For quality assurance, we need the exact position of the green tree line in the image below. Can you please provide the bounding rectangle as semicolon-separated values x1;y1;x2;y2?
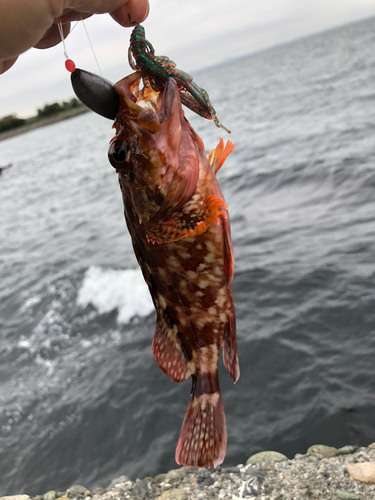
0;98;81;133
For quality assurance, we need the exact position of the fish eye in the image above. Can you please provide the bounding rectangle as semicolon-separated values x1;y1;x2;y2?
108;139;131;170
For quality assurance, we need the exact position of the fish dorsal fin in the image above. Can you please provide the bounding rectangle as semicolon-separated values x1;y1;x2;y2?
208;138;235;174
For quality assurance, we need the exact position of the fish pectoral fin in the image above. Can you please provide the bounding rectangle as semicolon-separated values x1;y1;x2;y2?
222;310;240;384
175;372;226;468
208;138;235;174
147;194;228;244
152;320;192;382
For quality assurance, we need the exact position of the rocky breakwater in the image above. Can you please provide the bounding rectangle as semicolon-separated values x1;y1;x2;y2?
2;443;375;500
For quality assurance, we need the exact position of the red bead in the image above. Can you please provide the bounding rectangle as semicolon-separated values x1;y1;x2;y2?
65;59;76;72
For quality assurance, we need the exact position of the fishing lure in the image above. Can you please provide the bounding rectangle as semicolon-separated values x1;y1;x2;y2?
128;21;231;133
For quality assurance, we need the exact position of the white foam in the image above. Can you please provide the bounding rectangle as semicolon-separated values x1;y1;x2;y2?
77;266;154;324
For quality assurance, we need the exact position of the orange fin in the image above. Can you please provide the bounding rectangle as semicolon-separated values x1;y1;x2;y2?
175;373;226;467
208;138;235;174
152;320;191;382
222;311;240;383
147;194;228;244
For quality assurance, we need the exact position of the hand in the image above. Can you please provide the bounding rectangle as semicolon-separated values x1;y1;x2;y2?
0;0;149;74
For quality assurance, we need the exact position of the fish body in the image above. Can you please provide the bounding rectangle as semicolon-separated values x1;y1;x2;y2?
109;72;239;467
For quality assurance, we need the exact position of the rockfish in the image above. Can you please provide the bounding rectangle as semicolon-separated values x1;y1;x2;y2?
71;69;239;468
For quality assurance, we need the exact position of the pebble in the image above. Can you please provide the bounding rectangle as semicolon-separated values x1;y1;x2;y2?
220;466;240;474
9;445;375;500
0;497;30;500
368;442;375;450
153;474;167;483
334;492;362;500
307;444;337;457
346;462;375;484
131;479;149;499
246;451;288;465
157;489;188;500
335;446;358;456
107;476;131;489
67;486;87;498
165;468;187;481
43;492;56;500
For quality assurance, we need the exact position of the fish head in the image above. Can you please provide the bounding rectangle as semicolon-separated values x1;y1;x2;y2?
109;72;204;226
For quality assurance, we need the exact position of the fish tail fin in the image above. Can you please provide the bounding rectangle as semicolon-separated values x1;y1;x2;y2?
175;371;226;468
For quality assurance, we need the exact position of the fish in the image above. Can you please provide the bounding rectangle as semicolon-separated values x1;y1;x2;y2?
107;71;240;468
70;63;239;467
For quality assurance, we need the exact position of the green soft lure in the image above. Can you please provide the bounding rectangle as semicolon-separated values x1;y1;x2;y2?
128;23;231;133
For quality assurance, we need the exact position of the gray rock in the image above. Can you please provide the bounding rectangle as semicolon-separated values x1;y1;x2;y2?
335;445;359;456
241;477;261;497
0;495;30;500
132;478;150;499
335;492;362;500
90;488;105;495
202;476;215;486
307;444;337;458
221;466;240;474
157;490;188;500
246;451;288;465
165;468;187;481
107;475;131;489
153;473;167;483
67;486;87;498
43;493;56;500
0;496;30;500
197;469;210;478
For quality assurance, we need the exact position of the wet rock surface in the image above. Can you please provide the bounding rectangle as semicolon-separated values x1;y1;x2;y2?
2;445;375;500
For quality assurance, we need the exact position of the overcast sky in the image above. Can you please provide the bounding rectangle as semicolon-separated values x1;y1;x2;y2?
1;0;375;117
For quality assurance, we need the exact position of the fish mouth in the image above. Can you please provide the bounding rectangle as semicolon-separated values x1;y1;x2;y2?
114;72;181;134
114;72;205;152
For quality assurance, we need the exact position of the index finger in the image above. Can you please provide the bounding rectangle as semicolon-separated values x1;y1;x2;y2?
110;0;150;27
58;0;149;25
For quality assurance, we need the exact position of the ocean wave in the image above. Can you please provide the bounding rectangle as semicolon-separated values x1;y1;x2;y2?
77;266;154;324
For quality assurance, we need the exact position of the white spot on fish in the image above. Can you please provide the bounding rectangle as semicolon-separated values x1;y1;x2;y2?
186;270;197;280
158;294;167;310
205;241;215;253
198;280;209;289
168;256;180;269
179;251;192;259
204;253;215;264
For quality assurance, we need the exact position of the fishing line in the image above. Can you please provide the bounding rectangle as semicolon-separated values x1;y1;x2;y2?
57;17;102;76
57;17;76;72
80;16;103;76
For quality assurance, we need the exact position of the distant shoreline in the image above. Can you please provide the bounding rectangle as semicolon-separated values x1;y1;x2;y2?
0;107;89;142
